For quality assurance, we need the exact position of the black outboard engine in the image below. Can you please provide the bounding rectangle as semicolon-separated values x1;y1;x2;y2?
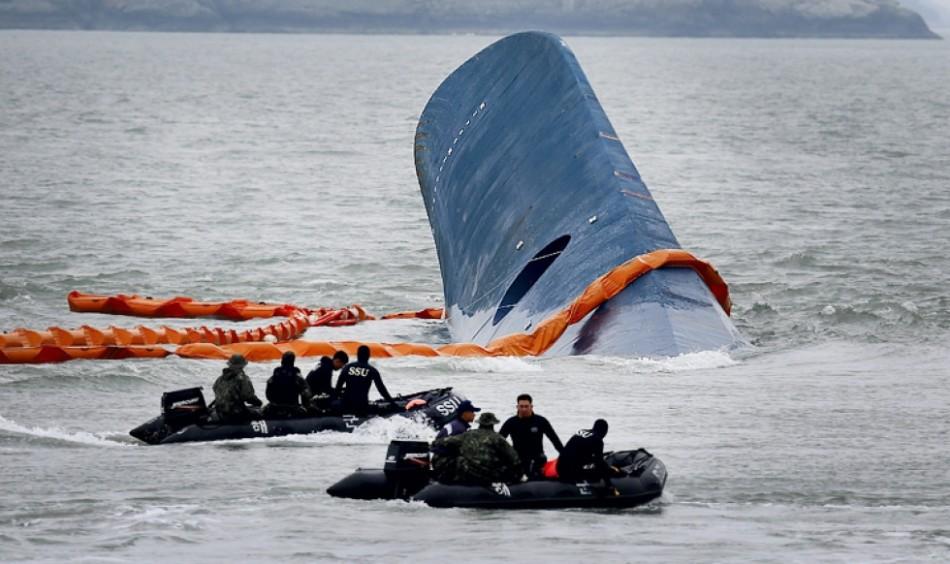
383;440;431;498
161;387;209;429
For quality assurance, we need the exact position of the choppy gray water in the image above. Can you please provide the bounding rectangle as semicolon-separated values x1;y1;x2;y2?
1;31;949;562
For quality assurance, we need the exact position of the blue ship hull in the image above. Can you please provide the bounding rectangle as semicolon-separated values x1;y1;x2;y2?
414;32;742;357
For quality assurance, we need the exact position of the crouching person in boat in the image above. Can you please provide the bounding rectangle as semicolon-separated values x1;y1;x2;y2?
263;351;312;419
211;354;263;423
556;419;621;495
434;412;522;487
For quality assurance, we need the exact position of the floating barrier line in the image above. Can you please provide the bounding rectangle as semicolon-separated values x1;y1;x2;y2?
0;312;311;349
1;249;728;364
68;290;327;320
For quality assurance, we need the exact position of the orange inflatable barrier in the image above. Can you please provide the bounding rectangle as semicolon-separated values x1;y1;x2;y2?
0;312;311;350
67;290;304;320
381;308;445;320
0;345;170;364
6;249;730;364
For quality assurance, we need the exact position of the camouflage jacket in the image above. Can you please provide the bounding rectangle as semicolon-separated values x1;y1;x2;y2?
443;428;522;485
213;367;262;417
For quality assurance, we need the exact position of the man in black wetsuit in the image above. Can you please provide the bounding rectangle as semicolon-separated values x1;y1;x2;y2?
557;419;618;494
499;393;563;478
305;355;335;412
306;356;335;396
263;351;312;419
333;345;394;415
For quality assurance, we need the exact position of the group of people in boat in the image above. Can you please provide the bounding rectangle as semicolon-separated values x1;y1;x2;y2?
211;345;394;422
210;350;621;491
430;393;622;493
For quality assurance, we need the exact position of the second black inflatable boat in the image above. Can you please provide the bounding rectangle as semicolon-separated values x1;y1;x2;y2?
327;440;667;509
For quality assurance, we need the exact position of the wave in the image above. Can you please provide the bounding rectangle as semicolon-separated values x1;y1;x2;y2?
583;349;738;373
111;503;207;531
0;361;202;387
674;499;946;512
0;414;133;447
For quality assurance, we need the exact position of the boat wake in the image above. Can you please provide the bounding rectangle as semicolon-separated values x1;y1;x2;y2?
0;414;133;447
186;415;438;447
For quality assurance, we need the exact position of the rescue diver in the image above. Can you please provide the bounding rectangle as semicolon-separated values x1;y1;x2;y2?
556;419;618;494
306;356;335;397
333;345;394;415
305;355;336;413
436;412;522;486
263;351;312;419
211;354;263;422
499;393;563;478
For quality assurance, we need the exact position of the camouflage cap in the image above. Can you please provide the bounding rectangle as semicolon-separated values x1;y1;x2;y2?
477;412;500;426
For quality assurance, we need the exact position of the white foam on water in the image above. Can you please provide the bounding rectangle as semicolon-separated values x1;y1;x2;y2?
382;355;544;374
352;414;437;442
585;349;738;373
112;503;210;531
0;414;131;447
197;415;436;447
301;318;439;343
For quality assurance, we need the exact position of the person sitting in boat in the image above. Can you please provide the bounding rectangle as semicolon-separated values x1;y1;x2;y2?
434;400;479;441
499;393;564;479
211;354;263;422
332;349;349;373
306;356;335;412
435;412;522;486
333;345;394;415
556;419;619;495
263;351;312;419
430;399;480;482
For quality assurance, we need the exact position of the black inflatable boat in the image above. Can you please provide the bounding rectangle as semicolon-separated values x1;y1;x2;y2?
130;387;466;445
327;440;667;509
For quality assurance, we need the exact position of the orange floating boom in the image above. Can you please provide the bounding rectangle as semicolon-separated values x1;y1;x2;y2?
3;250;730;364
67;290;305;320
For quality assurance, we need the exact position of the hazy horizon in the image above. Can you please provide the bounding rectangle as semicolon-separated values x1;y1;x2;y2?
0;0;941;39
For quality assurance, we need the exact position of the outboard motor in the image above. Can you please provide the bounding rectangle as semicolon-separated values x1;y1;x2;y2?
161;387;209;429
383;440;431;498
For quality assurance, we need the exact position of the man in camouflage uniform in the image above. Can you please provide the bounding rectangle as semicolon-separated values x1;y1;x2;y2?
434;412;522;486
212;354;263;422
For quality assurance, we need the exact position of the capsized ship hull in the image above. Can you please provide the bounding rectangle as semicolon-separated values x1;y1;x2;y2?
414;32;742;357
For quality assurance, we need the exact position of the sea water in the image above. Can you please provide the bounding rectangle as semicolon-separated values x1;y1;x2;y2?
1;31;949;562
